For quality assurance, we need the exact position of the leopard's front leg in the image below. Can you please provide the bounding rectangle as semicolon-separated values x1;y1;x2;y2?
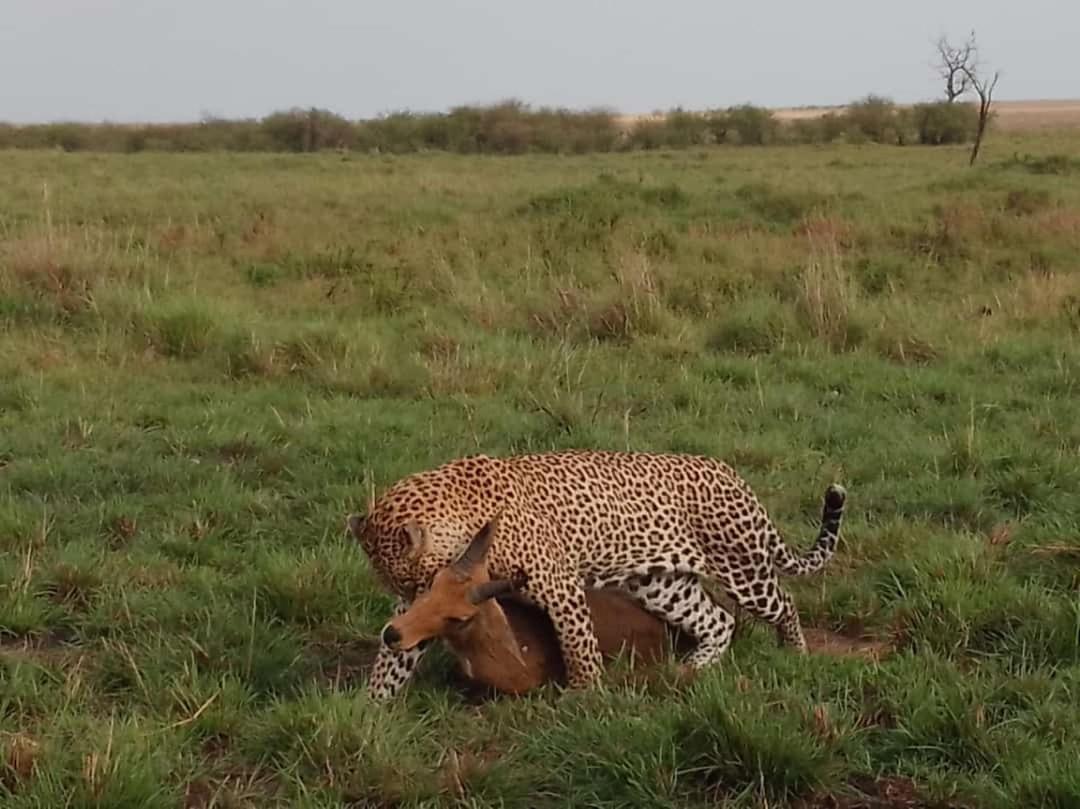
523;568;604;689
367;596;429;700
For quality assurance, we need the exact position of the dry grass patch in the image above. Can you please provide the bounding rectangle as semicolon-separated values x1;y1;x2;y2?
0;226;157;318
1;733;42;792
798;235;860;351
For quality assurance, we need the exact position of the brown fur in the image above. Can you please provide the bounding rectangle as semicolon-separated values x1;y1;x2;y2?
445;590;690;694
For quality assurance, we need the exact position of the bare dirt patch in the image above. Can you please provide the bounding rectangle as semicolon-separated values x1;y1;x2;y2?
437;746;505;800
0;631;80;667
182;779;216;809
183;768;281;809
799;774;976;809
308;637;380;689
805;627;894;662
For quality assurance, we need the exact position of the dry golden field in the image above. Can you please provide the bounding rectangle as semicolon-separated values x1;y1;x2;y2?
618;98;1080;132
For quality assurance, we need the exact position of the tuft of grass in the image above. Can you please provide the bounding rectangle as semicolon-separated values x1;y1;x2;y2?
137;300;225;359
673;675;843;802
0;376;38;414
241;688;439;805
735;181;831;227
797;239;861;351
707;296;797;355
584;253;672;343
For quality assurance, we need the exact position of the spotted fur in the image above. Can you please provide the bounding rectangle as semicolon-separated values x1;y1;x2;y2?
350;449;846;698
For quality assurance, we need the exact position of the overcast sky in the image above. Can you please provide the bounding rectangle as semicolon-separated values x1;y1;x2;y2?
1;0;1076;123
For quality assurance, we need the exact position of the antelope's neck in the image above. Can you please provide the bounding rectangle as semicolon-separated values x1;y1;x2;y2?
447;616;527;671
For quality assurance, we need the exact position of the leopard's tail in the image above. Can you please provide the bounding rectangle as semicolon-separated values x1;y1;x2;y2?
772;484;846;576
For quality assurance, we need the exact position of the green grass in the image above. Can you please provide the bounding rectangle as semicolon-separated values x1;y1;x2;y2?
2;131;1079;807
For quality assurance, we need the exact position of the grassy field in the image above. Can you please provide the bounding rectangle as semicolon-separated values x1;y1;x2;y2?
2;131;1080;808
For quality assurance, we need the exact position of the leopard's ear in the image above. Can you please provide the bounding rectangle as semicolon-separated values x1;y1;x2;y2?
346;513;366;539
404;519;432;559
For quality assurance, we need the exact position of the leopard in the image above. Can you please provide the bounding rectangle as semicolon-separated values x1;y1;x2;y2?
347;449;846;699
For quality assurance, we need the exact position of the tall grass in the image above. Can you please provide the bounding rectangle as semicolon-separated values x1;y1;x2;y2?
799;234;859;351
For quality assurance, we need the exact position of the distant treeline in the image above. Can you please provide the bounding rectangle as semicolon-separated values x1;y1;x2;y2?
0;96;981;155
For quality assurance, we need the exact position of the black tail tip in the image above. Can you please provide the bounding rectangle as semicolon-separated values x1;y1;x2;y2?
824;484;846;511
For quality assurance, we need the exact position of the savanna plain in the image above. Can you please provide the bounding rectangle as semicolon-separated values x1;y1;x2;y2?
2;129;1080;808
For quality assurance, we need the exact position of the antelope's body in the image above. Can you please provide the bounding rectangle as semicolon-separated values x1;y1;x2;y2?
445;588;693;694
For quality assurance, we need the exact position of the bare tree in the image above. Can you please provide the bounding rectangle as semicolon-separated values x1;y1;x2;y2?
962;61;1000;167
935;31;977;103
934;30;1001;166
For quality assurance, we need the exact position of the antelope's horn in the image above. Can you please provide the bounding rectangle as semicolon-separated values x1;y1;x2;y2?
467;579;517;604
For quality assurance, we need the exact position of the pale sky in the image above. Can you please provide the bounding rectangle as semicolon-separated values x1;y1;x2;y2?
1;0;1076;123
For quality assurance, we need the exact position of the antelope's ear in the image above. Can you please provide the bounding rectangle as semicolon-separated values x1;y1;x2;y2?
404;519;432;558
346;513;366;539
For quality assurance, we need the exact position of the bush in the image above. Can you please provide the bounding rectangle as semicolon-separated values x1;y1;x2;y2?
843;94;904;144
705;110;731;143
260;107;354;152
627;118;670;150
726;104;779;145
0;98;1000;154
624;104;774;147
356;101;620;155
911;101;979;145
